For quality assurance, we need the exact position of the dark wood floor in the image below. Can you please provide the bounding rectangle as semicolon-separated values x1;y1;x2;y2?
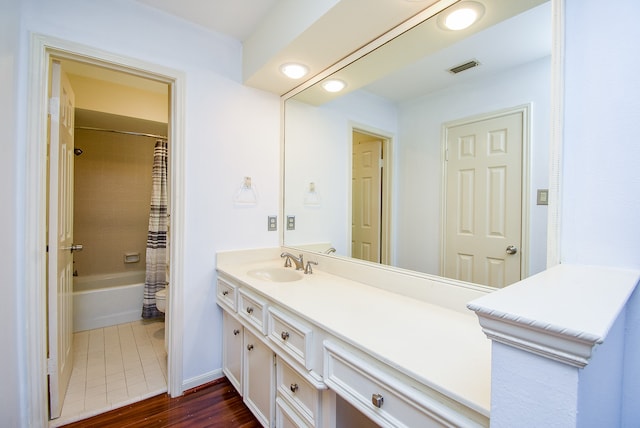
61;377;261;428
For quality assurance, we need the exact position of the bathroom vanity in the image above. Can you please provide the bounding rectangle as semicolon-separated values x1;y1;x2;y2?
216;248;492;427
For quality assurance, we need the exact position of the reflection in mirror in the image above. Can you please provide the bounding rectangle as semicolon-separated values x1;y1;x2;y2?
284;0;551;288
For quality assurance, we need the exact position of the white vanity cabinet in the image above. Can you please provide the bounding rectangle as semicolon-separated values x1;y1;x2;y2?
216;257;490;428
217;273;332;428
244;328;276;427
222;310;243;393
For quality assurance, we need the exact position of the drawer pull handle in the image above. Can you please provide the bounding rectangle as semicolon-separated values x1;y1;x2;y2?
222;290;229;296
371;393;384;408
281;331;290;341
247;344;254;351
246;307;254;314
233;329;240;336
290;383;298;393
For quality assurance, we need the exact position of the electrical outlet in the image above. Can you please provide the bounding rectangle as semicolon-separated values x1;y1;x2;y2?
268;215;277;231
286;215;296;231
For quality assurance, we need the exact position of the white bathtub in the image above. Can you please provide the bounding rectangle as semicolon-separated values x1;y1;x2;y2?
73;271;145;332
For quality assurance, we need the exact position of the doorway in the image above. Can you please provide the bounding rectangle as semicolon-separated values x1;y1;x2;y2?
351;128;392;265
48;57;171;423
441;106;530;288
26;35;185;426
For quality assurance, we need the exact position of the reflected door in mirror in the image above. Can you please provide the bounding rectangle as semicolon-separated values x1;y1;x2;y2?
352;138;382;263
443;109;524;288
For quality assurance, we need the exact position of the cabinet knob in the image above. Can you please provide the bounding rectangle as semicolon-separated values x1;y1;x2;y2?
290;383;298;393
233;329;240;336
247;344;254;351
222;290;229;296
281;331;290;341
246;306;254;314
371;393;384;408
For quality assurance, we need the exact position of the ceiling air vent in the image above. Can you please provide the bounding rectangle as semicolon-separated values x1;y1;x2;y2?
448;59;480;74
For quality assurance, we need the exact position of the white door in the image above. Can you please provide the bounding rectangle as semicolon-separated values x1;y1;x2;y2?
352;138;382;263
443;111;523;288
48;60;76;419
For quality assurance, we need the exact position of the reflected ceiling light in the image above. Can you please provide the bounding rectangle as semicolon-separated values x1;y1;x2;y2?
322;79;346;93
280;63;309;79
439;1;485;31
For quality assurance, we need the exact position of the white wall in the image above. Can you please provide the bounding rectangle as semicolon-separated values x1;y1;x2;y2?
1;0;25;424
396;57;550;276
561;0;640;268
561;0;640;424
284;91;398;254
9;0;280;421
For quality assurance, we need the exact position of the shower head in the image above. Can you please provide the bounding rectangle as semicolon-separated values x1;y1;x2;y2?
74;148;83;156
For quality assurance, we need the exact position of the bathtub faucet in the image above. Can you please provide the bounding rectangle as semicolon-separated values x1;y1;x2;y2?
280;252;304;270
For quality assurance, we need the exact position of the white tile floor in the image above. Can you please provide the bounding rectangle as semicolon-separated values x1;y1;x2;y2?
51;319;167;427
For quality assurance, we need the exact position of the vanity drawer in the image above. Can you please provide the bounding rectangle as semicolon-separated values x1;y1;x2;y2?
276;396;313;428
217;277;238;311
268;307;313;370
324;341;454;428
238;289;269;335
276;358;319;426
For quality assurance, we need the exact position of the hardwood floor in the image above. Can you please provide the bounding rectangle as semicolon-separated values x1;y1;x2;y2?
61;377;261;428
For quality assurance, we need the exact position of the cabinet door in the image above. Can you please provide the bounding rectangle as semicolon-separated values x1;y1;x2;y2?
244;329;275;427
222;311;243;394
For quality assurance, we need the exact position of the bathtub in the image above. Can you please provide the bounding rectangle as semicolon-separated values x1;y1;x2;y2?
73;271;145;332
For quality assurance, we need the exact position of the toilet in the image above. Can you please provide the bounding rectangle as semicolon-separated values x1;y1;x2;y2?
155;288;167;313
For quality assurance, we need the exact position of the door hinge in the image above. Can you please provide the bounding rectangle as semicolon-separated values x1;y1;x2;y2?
378;158;384;168
47;357;56;375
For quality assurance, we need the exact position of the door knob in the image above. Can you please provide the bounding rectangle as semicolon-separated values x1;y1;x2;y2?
506;245;518;255
62;244;83;252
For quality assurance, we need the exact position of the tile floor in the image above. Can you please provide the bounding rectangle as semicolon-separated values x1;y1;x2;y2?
51;319;167;427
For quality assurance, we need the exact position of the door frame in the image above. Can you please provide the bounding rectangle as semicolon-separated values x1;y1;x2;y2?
440;104;532;282
349;123;394;266
25;34;186;425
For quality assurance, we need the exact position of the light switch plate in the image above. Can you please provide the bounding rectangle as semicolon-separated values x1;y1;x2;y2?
537;189;549;205
268;215;277;231
286;215;295;231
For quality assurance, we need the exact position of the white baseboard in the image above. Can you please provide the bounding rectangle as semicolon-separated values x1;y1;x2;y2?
182;368;224;391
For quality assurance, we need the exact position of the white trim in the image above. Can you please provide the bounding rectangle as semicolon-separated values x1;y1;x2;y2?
182;369;225;392
26;34;186;426
468;264;640;368
440;104;532;285
547;0;564;268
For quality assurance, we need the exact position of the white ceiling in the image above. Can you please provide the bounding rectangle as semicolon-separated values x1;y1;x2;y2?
133;0;278;41
366;1;551;102
66;0;550;103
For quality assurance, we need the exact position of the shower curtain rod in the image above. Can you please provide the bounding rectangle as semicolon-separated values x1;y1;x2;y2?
75;126;167;140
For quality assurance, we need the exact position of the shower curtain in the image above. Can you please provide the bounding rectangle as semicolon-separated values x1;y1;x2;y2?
142;140;168;319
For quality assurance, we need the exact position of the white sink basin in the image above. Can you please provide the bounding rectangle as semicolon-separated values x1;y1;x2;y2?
247;267;302;282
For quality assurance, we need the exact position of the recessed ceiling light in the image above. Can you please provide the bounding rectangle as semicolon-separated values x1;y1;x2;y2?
438;1;485;31
322;79;346;93
280;63;309;79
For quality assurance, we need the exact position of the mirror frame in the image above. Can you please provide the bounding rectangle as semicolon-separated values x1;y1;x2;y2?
279;0;563;281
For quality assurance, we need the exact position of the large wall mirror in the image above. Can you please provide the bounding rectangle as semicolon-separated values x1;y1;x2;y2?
283;0;551;288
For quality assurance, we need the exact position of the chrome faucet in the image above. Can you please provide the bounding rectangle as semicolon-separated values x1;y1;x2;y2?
280;252;304;270
304;260;318;275
324;247;336;254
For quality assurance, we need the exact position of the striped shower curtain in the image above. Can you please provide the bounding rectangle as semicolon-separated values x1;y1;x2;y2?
142;140;168;319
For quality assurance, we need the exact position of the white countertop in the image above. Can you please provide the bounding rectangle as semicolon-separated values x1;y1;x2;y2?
217;257;491;417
